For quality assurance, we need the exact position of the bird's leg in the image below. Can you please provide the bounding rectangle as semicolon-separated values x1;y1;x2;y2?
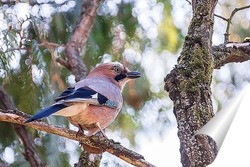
94;124;121;145
77;124;87;148
95;122;107;138
76;124;85;137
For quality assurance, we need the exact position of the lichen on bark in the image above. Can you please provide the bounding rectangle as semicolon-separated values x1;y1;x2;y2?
164;0;218;166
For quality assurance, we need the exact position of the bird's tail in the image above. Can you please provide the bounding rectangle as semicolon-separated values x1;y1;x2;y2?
25;104;66;123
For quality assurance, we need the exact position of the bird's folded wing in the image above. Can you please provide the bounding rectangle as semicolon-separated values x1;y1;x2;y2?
25;87;119;122
55;87;97;102
55;87;119;108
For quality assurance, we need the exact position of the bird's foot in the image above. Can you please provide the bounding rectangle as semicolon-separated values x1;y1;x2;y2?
76;124;85;137
95;122;107;138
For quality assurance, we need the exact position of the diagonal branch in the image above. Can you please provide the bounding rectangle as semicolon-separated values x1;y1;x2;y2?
64;0;101;82
213;42;250;69
0;87;44;167
0;109;155;167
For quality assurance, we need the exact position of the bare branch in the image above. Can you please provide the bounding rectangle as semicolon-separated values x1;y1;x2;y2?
224;4;250;42
38;41;71;69
187;0;227;21
185;0;191;5
65;0;100;81
0;109;155;167
74;150;102;167
213;42;250;69
0;87;44;167
214;14;228;22
39;41;64;50
56;57;70;69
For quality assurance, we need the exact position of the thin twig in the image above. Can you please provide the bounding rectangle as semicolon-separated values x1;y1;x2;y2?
214;14;228;22
224;4;250;42
203;4;250;43
39;41;64;49
0;109;156;167
185;0;191;5
56;57;70;69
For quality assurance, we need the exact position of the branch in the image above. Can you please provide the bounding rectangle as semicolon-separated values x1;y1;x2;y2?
65;0;100;81
56;57;70;69
0;87;44;167
214;14;228;22
0;109;155;167
38;41;71;69
213;42;250;69
39;41;64;50
74;150;102;167
224;4;250;42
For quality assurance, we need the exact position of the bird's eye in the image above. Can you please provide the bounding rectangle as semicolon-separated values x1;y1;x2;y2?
113;66;122;74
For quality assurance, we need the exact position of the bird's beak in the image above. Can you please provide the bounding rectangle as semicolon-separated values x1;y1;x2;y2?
126;71;141;79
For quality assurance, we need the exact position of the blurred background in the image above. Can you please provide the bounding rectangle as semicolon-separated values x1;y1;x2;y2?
0;0;250;166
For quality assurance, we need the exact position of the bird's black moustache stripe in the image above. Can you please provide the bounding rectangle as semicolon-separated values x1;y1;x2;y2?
114;74;127;82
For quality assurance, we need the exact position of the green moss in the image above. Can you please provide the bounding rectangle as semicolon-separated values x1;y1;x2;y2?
178;41;213;93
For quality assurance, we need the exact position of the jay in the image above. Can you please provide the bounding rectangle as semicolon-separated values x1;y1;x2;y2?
25;62;141;136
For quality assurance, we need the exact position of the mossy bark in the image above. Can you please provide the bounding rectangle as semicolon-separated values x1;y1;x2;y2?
164;0;218;166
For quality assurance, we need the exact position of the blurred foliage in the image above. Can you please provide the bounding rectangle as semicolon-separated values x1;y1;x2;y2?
1;0;250;166
158;0;182;53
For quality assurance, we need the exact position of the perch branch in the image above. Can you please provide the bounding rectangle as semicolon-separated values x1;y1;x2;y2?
0;109;155;167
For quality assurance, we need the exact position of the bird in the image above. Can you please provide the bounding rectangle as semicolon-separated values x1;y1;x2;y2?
25;62;141;136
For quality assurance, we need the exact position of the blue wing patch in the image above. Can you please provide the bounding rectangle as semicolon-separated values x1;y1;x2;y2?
97;93;108;104
97;93;118;108
55;87;117;108
55;87;97;102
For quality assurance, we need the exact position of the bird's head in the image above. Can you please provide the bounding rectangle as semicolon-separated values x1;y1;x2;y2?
87;62;141;90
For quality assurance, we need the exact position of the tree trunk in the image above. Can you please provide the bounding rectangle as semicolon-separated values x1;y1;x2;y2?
164;0;218;166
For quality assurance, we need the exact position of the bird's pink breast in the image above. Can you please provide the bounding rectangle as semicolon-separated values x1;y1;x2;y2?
67;105;121;136
68;78;123;135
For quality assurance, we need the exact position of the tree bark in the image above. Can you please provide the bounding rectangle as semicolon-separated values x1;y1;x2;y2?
164;0;218;166
212;42;250;69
